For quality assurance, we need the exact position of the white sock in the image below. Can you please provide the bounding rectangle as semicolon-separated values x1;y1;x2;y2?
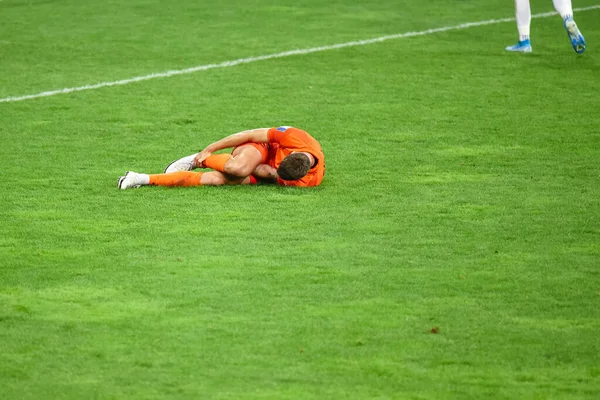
138;173;150;185
515;0;531;41
553;0;573;19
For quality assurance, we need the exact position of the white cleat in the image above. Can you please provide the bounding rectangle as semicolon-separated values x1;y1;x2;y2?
118;171;145;190
506;39;532;53
164;153;198;174
564;17;586;54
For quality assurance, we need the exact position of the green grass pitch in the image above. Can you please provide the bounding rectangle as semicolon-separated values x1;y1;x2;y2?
1;0;599;398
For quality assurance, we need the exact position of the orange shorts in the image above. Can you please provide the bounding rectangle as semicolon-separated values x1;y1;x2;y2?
232;142;270;164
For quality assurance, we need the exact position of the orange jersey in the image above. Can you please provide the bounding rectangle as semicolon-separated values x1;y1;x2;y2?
266;126;325;187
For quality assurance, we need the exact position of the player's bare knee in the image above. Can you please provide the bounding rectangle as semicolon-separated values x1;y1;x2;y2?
224;161;253;178
202;173;226;186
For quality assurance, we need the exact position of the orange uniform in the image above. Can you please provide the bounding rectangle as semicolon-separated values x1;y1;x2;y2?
268;126;325;187
244;126;325;187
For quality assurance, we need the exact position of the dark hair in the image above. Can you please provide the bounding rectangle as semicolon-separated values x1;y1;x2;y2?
278;153;311;181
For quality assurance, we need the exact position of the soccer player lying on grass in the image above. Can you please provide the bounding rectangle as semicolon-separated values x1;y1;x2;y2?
118;126;325;189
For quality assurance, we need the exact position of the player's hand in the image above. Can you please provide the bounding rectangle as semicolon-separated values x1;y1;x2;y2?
193;150;212;167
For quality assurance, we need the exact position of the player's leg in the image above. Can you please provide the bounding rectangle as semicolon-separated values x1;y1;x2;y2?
200;143;267;178
506;0;533;52
163;143;268;178
553;0;586;53
195;171;256;186
119;171;203;189
118;170;256;189
163;152;232;174
252;164;278;183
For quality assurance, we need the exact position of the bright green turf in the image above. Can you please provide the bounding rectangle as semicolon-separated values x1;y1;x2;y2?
1;0;600;398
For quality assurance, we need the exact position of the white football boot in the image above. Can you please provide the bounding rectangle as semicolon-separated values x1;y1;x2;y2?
118;171;147;190
164;153;198;173
505;39;532;53
563;17;586;54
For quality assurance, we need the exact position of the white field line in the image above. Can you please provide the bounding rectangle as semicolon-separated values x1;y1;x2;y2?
1;5;599;104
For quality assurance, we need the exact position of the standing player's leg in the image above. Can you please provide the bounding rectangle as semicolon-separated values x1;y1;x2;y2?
506;0;533;52
553;0;586;53
118;170;257;189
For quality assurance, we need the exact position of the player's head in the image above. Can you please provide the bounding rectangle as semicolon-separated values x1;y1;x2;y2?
278;153;311;181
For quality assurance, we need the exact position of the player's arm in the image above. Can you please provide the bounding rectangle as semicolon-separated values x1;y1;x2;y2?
194;128;270;165
204;128;270;152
